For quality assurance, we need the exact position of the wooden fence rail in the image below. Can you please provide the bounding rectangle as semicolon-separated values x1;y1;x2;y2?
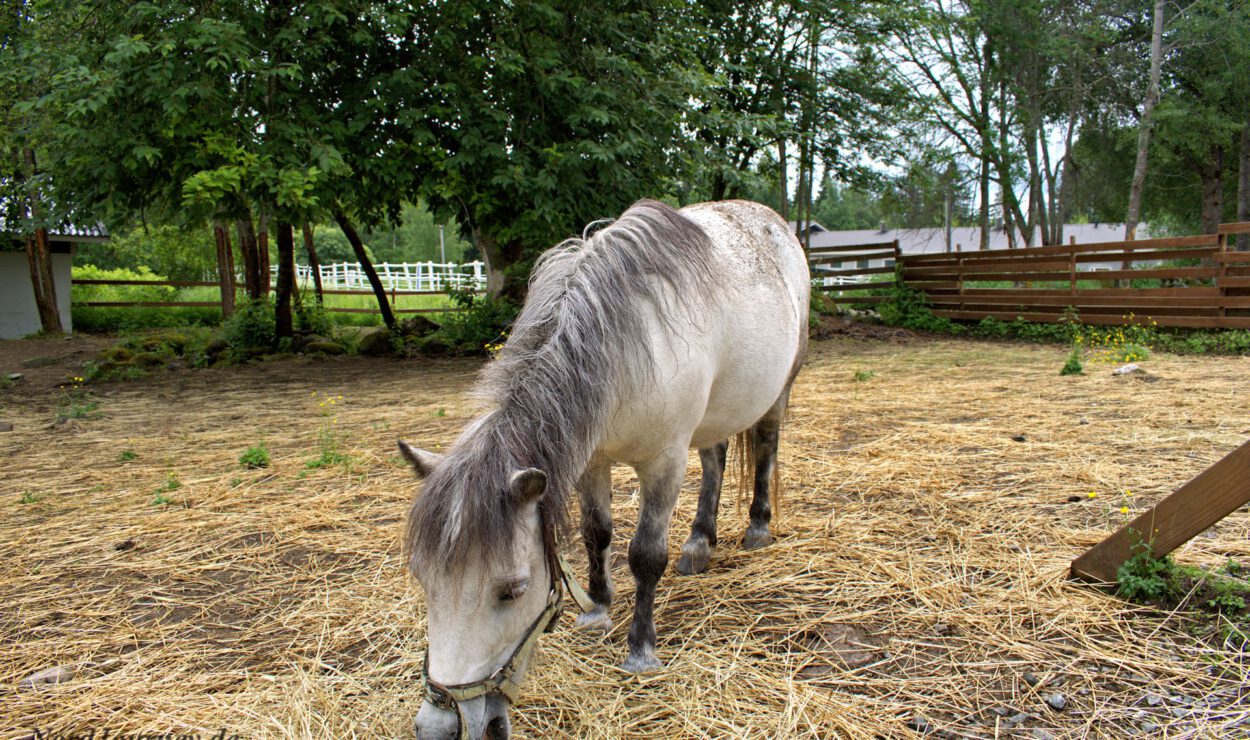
71;279;470;316
808;240;900;305
893;223;1250;330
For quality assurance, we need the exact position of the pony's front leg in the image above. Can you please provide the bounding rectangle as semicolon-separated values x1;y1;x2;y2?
575;458;614;633
623;450;686;673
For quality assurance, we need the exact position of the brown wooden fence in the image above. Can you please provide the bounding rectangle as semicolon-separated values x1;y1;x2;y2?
71;280;467;315
808;240;900;305
895;222;1250;330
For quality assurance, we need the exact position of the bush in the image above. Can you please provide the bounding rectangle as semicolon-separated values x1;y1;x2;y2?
222;298;276;352
421;288;518;355
239;442;271;469
877;283;964;334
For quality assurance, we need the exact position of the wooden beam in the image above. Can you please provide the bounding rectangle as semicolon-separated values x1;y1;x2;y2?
1071;439;1250;583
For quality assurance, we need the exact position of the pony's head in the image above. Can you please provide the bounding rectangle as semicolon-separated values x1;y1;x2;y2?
399;440;555;740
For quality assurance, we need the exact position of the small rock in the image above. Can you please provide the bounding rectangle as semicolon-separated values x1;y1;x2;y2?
932;622;951;636
1078;688;1090;696
1023;672;1041;687
1145;693;1163;707
358;326;394;356
1007;712;1032;727
6;372;22;381
1112;363;1141;376
304;340;344;356
114;539;136;552
18;664;76;688
906;715;930;734
1012;434;1028;442
990;706;1013;717
1141;723;1159;733
1032;730;1055;740
1045;693;1067;711
1169;707;1189;719
400;315;439;338
1066;495;1083;503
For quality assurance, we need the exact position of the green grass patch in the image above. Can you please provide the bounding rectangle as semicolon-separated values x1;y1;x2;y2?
239;442;271;469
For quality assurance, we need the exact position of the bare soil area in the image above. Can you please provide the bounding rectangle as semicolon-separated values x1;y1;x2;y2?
2;335;1248;738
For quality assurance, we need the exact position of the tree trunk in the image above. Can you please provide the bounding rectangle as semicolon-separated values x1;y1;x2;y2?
1238;112;1250;250
302;222;324;303
778;138;789;223
335;211;398;329
19;147;63;334
235;215;263;300
257;212;271;297
274;222;296;340
213;222;236;318
25;229;63;334
1199;147;1225;235
979;152;991;250
1125;0;1165;242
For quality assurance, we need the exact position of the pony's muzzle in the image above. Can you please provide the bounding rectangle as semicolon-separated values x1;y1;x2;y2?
414;695;510;740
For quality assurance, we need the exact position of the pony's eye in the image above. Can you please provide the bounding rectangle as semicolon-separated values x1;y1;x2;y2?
497;580;528;602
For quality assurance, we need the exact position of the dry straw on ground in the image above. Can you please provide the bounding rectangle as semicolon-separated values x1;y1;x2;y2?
2;334;1249;739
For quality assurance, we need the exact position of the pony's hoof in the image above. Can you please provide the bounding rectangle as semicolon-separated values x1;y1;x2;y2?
742;528;772;550
621;649;662;673
676;541;711;575
574;607;612;634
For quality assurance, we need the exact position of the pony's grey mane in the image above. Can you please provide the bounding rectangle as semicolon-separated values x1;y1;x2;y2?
406;200;716;573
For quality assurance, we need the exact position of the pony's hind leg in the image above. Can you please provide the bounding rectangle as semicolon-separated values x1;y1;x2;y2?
676;440;728;575
575;458;614;633
743;387;790;550
623;449;686;672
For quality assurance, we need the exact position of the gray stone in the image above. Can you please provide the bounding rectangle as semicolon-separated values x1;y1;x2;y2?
1112;363;1142;375
304;340;344;355
19;664;76;688
1145;693;1163;707
1169;707;1189;719
6;372;22;381
1032;730;1055;740
400;315;439;337
1023;671;1041;687
1007;713;1032;727
1045;693;1067;711
358;326;394;356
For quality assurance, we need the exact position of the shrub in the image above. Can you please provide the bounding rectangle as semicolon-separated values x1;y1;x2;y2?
877;283;963;334
423;288;518;354
222;298;276;352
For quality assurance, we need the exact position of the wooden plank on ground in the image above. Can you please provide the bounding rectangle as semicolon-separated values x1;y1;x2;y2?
1071;439;1250;584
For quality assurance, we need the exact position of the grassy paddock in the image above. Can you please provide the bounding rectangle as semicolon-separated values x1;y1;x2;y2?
3;336;1249;737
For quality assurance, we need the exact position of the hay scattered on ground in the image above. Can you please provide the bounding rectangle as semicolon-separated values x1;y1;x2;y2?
2;337;1249;739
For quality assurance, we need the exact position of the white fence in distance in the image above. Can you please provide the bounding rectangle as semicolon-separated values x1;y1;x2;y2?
270;261;487;292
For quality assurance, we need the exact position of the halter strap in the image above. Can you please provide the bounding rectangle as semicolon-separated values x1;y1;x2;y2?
420;529;594;738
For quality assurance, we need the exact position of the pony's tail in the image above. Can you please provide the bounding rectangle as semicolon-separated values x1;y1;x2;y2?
731;428;783;520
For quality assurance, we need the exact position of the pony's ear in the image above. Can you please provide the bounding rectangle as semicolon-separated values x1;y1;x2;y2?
397;440;443;479
509;468;547;504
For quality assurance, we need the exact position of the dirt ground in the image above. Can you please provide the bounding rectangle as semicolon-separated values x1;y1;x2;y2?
2;333;1249;739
